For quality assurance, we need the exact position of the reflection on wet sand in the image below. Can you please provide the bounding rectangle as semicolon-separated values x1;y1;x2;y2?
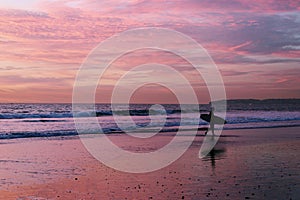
202;147;226;171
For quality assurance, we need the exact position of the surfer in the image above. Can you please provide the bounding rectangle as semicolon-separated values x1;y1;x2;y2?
205;107;215;135
201;106;226;136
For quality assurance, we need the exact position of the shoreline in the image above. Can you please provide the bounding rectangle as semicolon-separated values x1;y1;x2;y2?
0;127;299;199
1;123;300;141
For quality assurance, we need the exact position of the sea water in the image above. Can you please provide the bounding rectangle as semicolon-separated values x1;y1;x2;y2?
0;100;300;139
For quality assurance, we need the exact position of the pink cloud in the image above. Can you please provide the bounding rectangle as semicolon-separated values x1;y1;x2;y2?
0;0;299;102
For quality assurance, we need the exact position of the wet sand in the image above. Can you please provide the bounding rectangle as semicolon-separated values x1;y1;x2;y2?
0;127;299;199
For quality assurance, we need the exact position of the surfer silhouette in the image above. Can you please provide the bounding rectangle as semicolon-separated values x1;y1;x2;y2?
200;106;226;136
207;107;215;135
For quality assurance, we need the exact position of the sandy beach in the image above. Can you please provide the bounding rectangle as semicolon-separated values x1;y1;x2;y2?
0;127;299;199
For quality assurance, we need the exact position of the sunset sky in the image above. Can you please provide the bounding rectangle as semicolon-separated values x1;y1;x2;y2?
0;0;299;103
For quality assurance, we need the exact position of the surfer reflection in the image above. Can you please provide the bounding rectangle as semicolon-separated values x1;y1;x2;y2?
205;147;226;171
209;148;216;168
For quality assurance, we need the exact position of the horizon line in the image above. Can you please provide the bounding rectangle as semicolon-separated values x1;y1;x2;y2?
0;98;299;104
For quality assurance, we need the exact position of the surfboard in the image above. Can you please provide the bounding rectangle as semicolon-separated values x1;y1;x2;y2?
200;114;227;124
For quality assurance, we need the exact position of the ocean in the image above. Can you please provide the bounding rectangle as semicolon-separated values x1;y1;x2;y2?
0;99;300;139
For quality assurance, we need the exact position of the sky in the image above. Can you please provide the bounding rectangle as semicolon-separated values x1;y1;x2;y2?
0;0;299;103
